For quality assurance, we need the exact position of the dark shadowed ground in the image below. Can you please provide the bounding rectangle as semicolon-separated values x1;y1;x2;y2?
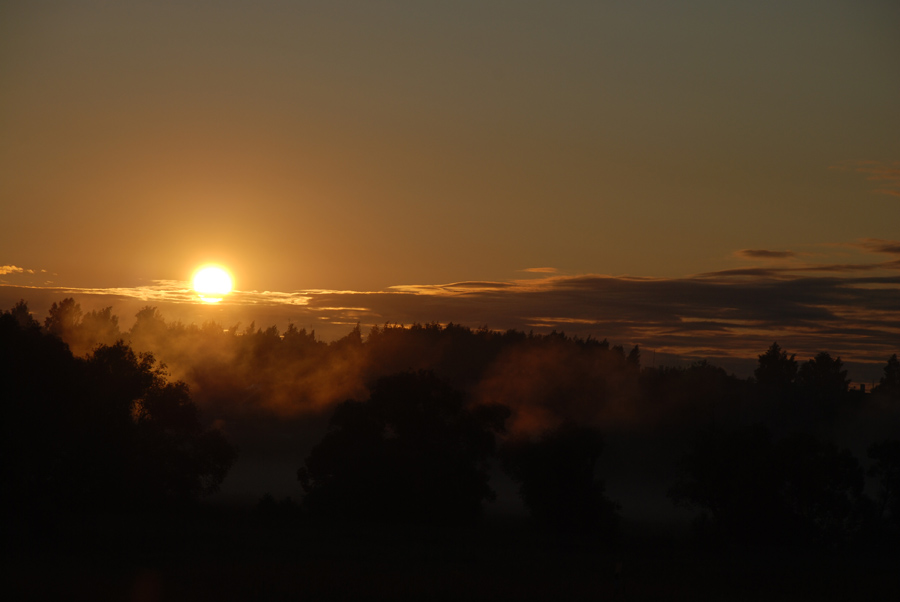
5;507;898;602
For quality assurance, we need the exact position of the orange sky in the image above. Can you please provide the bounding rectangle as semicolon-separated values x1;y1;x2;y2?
2;1;899;377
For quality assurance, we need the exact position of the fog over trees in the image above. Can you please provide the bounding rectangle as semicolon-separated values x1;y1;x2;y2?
2;299;899;599
2;301;236;522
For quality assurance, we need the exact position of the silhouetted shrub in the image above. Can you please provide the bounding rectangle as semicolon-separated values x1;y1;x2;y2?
755;342;798;393
501;423;619;537
297;371;509;525
873;355;900;400
670;425;868;547
868;439;900;533
0;305;236;520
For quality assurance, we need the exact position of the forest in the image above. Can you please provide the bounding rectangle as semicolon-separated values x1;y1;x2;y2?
2;298;899;600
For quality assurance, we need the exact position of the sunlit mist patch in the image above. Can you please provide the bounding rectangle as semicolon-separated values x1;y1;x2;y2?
192;265;233;304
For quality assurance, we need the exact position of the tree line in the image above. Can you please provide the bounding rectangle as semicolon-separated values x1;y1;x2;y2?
1;301;236;529
2;299;899;550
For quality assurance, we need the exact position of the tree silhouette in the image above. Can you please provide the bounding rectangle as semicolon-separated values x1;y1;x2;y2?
298;371;509;525
83;341;237;506
868;439;900;531
0;306;236;518
669;424;784;544
755;342;797;392
9;299;39;330
129;305;168;351
38;299;123;356
282;322;319;354
2;306;82;517
626;344;640;368
671;425;867;546
132;377;236;501
44;297;82;338
80;306;121;350
873;354;900;399
10;298;900;556
502;423;619;536
797;352;849;399
776;432;865;546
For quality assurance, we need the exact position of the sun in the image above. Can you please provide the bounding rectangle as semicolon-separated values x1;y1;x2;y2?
192;265;233;303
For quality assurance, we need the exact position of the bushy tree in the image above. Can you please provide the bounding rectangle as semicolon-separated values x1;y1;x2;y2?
502;423;619;536
670;425;867;547
868;439;900;530
669;425;785;544
39;298;122;356
797;352;849;399
755;342;797;392
129;306;168;351
44;297;83;339
777;432;865;545
0;306;236;517
298;371;509;525
9;299;39;330
874;354;900;400
80;306;121;350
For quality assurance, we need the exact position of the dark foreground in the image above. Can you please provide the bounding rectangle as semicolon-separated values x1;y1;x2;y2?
4;508;898;602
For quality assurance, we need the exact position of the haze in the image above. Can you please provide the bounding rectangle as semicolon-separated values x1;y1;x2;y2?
2;0;899;375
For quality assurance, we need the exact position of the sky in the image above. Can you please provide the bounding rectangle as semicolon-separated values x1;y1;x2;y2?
2;0;899;378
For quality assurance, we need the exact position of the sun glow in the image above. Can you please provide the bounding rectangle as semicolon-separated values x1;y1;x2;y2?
192;265;233;303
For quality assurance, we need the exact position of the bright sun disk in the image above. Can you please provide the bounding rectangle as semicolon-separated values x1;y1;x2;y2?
192;266;233;303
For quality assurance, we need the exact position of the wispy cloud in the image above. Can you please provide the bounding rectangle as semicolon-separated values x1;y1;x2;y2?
521;267;559;274
275;268;900;364
832;160;900;198
389;281;513;295
849;238;900;255
734;249;796;260
3;248;899;370
698;261;898;279
712;240;900;278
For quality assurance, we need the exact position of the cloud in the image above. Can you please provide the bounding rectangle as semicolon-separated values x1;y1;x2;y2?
521;267;559;274
389;281;513;295
276;270;900;365
832;160;900;198
734;249;796;260
700;250;900;277
3;251;899;376
0;265;41;276
850;238;900;256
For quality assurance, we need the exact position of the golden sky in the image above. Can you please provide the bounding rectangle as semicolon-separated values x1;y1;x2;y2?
2;1;899;374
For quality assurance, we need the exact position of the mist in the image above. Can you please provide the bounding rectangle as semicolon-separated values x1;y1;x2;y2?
25;297;900;517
